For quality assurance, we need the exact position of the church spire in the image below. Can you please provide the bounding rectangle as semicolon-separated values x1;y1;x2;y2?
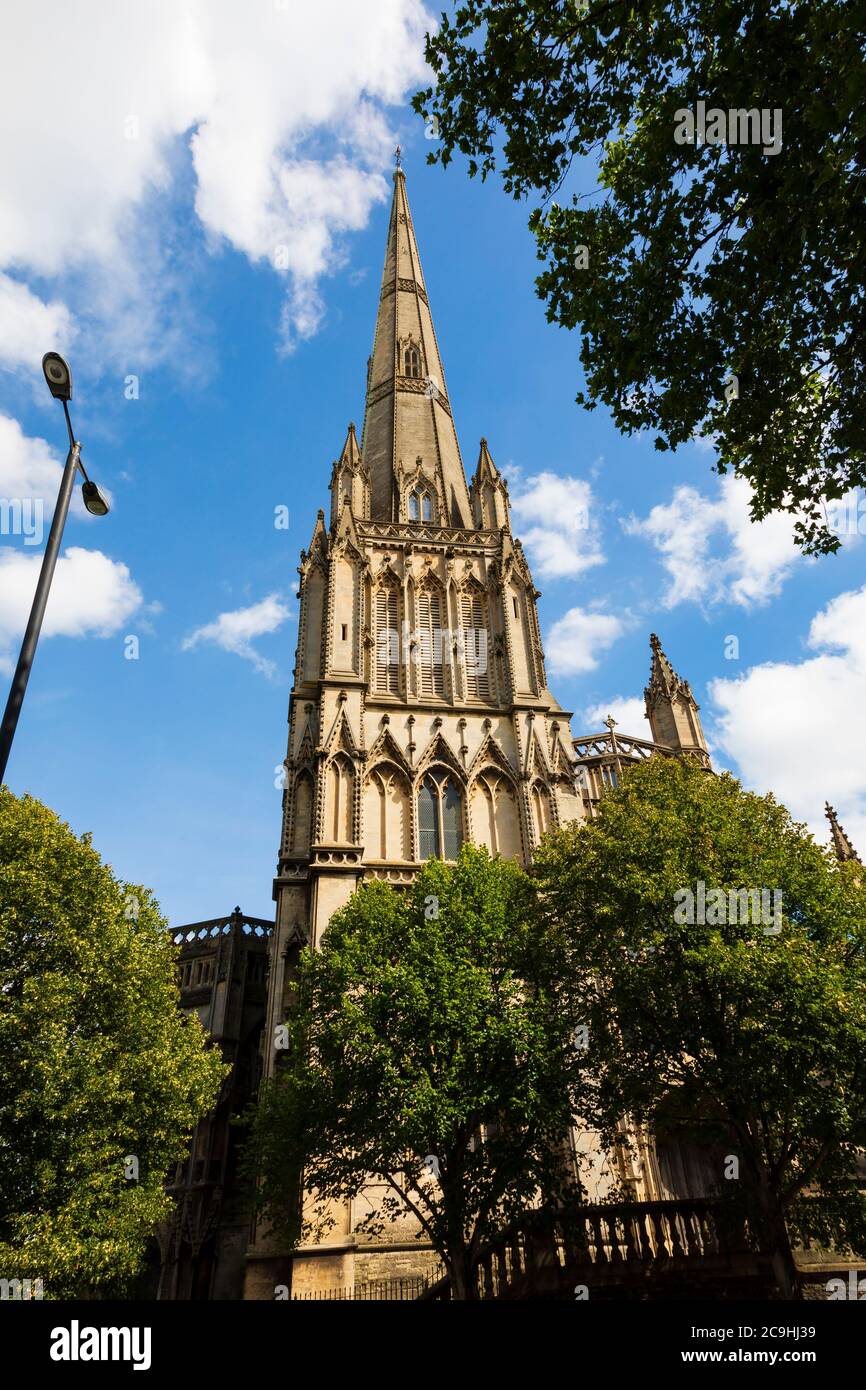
469;437;511;530
825;802;862;864
329;422;368;526
644;633;710;767
360;166;472;527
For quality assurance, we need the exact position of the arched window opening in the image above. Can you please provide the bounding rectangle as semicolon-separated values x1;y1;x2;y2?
408;487;435;524
291;773;313;852
417;770;464;861
405;345;421;377
475;776;496;854
374;584;399;694
532;782;553;841
470;771;521;860
460;586;490;701
416;584;444;697
365;764;410;862
330;758;355;842
371;770;388;859
442;779;462;859
418;777;438;859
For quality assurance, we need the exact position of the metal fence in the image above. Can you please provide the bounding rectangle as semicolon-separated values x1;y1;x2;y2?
292;1275;431;1301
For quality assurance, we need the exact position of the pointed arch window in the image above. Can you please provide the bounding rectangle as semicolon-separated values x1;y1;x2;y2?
374;584;400;694
459;586;490;701
408;487;435;524
441;778;462;859
417;770;463;861
471;770;520;859
531;781;553;841
416;584;444;697
418;777;437;859
330;757;355;842
291;772;313;852
365;763;410;861
405;344;421;378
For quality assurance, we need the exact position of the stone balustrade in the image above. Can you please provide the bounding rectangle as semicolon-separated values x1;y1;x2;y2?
420;1199;768;1300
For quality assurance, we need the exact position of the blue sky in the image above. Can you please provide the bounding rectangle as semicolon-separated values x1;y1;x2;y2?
2;1;864;926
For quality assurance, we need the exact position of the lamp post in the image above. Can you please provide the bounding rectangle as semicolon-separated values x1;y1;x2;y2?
0;354;110;783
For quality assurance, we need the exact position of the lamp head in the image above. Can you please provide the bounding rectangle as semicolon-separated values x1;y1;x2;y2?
81;481;110;517
42;352;73;401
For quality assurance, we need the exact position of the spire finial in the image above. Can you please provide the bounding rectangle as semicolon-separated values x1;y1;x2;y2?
394;144;402;170
603;714;617;732
825;802;862;864
647;633;675;692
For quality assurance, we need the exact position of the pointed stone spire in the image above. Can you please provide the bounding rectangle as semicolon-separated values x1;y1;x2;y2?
644;633;710;766
647;632;678;697
339;421;361;468
329;422;368;525
301;508;329;569
476;436;498;477
360;167;472;527
825;803;862;864
469;437;512;530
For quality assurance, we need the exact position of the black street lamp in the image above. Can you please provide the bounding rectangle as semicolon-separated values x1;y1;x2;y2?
0;354;110;783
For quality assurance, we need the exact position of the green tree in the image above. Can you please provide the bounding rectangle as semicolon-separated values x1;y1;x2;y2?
533;756;866;1297
247;845;585;1299
0;789;226;1297
415;0;865;553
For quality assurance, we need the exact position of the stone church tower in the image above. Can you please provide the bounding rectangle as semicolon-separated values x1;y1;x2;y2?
243;166;583;1297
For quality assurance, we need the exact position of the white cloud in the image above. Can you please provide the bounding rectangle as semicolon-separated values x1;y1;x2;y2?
510;470;604;581
0;412;88;526
0;546;144;673
545;608;624;676
582;696;652;737
182;594;291;677
624;474;801;609
0;0;431;369
0;275;76;374
708;583;866;855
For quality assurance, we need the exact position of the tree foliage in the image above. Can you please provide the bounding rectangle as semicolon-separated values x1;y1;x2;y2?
0;789;226;1297
533;756;866;1291
415;0;866;552
247;846;586;1298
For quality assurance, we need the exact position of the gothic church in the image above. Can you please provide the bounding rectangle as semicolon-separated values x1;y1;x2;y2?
241;165;713;1298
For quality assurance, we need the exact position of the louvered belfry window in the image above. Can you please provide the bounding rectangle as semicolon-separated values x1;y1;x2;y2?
374;585;399;694
416;586;444;697
460;588;490;700
417;770;463;861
